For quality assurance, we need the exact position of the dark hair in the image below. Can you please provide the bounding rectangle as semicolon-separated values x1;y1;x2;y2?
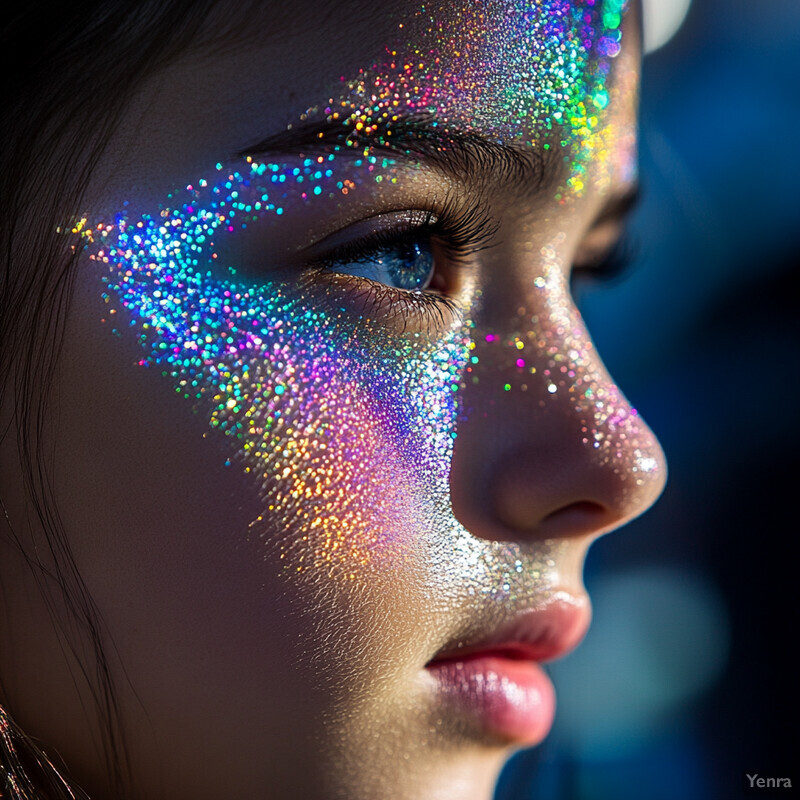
0;3;253;796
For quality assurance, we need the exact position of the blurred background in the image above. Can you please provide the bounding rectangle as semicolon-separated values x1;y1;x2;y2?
496;1;800;798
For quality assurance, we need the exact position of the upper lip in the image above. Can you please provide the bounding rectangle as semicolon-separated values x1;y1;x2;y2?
425;592;591;667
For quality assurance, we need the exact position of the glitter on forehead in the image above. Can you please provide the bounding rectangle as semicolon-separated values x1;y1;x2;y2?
306;0;629;192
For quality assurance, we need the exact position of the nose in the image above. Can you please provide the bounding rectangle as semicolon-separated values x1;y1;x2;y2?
449;260;666;544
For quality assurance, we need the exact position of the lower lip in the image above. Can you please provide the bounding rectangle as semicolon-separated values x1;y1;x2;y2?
426;655;556;745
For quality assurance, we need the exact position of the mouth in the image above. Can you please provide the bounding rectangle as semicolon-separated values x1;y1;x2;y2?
424;594;590;745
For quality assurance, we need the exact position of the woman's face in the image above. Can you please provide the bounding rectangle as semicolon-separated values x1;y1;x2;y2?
0;1;665;798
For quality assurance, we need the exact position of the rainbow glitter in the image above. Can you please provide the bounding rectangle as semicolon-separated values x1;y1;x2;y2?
306;0;629;193
80;154;472;576
75;0;657;587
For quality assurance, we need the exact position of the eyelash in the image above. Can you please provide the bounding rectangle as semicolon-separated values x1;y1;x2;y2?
314;201;496;269
307;201;497;326
305;201;634;328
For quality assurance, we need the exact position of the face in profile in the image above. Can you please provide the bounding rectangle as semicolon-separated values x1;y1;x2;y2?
0;1;665;798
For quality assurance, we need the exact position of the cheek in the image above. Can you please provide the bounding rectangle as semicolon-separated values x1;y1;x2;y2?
86;236;473;579
79;158;465;578
51;273;468;688
72;252;571;611
214;307;472;577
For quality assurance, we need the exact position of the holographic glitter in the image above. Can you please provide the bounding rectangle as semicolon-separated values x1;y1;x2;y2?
80;155;472;576
306;0;630;193
462;237;662;491
76;0;658;588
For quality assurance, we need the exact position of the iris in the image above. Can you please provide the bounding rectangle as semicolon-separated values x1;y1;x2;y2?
336;240;435;291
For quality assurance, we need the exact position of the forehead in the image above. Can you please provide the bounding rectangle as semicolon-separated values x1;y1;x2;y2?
91;0;636;209
333;0;627;146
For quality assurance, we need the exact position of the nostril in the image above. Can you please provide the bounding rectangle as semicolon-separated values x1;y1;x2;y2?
542;500;606;524
488;473;613;537
539;500;612;539
451;419;667;544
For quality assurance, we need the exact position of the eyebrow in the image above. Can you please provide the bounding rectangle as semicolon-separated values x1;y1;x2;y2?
239;114;642;231
239;113;563;197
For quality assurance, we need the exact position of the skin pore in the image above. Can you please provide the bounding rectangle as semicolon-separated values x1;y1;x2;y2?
0;2;665;799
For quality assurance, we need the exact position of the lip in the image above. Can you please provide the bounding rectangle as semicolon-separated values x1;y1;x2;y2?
424;594;590;745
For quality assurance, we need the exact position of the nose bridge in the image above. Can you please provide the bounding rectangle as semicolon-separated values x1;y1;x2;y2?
450;248;666;542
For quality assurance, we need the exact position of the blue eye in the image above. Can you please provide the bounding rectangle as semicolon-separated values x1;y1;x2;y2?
330;239;435;291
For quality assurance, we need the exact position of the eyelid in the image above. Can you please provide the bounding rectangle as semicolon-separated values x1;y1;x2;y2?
572;184;638;275
593;184;641;227
303;209;437;262
298;199;496;327
576;217;625;259
305;196;497;271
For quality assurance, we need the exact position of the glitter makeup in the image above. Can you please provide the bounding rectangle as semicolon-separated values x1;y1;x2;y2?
80;155;475;577
76;0;656;593
305;0;631;193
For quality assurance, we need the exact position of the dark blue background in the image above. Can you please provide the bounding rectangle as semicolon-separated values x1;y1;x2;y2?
496;2;800;797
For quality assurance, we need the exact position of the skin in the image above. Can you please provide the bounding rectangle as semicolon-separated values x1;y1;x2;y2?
0;1;665;799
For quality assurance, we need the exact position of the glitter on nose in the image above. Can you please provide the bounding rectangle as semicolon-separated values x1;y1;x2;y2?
635;455;659;473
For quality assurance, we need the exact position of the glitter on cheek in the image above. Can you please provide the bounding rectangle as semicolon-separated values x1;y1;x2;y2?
76;155;566;601
79;156;479;579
